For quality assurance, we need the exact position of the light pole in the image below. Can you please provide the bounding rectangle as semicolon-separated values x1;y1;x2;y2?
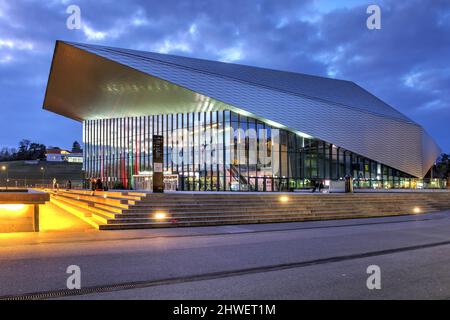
40;166;45;188
1;165;8;191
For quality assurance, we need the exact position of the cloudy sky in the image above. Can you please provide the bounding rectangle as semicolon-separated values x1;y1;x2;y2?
0;0;449;152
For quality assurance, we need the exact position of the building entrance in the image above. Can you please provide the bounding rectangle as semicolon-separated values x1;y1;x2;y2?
133;173;179;191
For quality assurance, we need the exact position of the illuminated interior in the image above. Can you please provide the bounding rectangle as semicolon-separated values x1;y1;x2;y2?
83;111;417;191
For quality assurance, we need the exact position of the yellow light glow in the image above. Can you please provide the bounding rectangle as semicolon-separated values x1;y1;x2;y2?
154;212;167;220
40;214;76;231
0;204;26;211
279;196;289;203
413;207;421;214
0;204;30;218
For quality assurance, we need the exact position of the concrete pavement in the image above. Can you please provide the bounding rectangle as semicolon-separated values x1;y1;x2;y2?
67;244;450;300
1;210;450;299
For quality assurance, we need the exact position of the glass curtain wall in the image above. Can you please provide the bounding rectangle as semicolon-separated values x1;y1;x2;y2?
83;110;415;191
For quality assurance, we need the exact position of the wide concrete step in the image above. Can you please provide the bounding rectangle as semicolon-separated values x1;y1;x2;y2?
121;205;428;215
126;200;437;209
117;208;314;218
99;211;414;230
55;189;144;201
117;202;438;216
52;192;125;214
108;210;401;224
128;204;428;217
137;194;450;200
116;207;433;220
133;198;438;204
94;202;124;214
50;196;102;228
131;197;446;204
50;191;130;208
126;205;436;213
50;194;118;226
107;213;316;224
45;190;450;230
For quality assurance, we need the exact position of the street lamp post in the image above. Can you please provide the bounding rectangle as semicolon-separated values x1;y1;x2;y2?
1;165;8;191
40;167;45;188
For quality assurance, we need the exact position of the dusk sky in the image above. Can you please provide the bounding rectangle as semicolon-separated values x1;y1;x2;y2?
0;0;449;152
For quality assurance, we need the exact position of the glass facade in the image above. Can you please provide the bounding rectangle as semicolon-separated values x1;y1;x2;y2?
83;110;416;191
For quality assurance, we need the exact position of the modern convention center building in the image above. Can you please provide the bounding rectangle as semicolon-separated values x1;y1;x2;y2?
43;41;441;191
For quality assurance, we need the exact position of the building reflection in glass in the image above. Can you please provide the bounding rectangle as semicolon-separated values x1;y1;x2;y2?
83;110;415;191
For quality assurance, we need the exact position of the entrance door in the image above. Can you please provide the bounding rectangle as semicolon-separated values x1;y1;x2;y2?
164;175;179;191
133;174;179;191
133;175;152;190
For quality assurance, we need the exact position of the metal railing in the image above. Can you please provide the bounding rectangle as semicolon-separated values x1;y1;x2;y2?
1;179;85;189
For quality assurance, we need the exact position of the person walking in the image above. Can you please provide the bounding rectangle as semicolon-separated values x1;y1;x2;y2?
67;180;72;190
91;178;96;195
52;178;57;190
318;180;324;193
311;180;317;193
96;178;103;190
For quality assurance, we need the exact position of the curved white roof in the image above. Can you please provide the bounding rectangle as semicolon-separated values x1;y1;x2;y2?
43;41;441;178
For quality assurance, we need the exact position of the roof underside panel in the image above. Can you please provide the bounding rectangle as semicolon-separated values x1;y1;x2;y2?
69;42;413;123
43;43;231;121
43;41;441;178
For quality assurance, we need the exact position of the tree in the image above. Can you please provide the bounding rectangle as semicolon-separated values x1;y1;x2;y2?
28;142;47;160
0;147;16;161
435;153;450;179
72;141;82;153
16;139;31;160
0;140;47;161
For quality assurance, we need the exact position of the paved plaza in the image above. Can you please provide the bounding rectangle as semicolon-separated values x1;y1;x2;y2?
1;205;450;299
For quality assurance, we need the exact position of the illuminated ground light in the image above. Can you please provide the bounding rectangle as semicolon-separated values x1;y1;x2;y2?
0;191;48;233
154;212;168;220
279;196;289;203
413;207;421;214
0;204;26;211
0;204;33;219
0;204;28;217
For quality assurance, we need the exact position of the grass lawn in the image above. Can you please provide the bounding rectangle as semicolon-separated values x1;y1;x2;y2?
0;160;83;186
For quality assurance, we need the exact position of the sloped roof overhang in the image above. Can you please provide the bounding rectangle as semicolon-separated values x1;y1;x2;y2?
43;41;441;178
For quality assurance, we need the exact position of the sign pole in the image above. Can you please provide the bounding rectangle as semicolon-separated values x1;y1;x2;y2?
152;135;164;193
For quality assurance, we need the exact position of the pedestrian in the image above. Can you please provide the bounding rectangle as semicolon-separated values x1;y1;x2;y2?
91;178;96;195
96;178;103;190
67;180;72;190
319;180;324;192
52;178;57;190
311;180;317;193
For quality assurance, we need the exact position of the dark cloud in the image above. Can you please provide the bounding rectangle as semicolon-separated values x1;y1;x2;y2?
0;0;448;152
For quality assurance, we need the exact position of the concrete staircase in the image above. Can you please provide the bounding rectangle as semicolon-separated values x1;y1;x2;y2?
46;189;450;230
